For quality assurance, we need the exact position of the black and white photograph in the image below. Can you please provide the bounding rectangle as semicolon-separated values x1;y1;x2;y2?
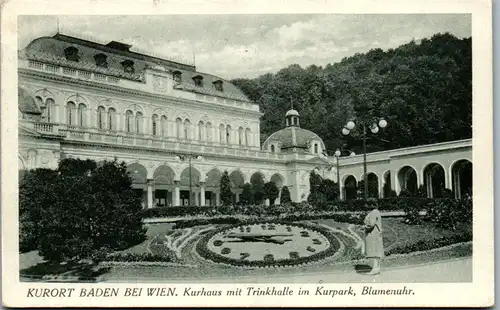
2;0;494;307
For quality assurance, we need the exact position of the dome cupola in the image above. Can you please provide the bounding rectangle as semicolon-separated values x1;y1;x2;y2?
285;109;300;127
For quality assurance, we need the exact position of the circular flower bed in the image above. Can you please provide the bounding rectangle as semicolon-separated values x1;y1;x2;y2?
196;221;341;268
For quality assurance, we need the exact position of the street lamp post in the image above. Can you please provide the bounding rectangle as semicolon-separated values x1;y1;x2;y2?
342;118;388;200
177;154;202;206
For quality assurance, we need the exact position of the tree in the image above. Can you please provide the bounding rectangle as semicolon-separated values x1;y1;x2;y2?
320;179;339;202
220;170;233;206
232;33;472;153
307;169;325;205
280;186;292;204
263;182;280;205
19;168;59;253
357;179;379;199
19;158;146;262
240;183;254;205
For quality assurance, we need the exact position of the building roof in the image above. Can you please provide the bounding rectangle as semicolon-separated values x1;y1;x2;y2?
18;87;40;114
20;33;251;102
285;109;299;117
262;126;326;151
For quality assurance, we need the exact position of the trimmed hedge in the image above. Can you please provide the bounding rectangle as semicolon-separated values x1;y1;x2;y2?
105;252;172;262
142;198;469;219
195;221;341;268
385;231;473;256
173;212;364;229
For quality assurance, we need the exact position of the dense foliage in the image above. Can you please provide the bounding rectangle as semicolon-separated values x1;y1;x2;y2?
280;186;292;204
19;158;146;261
142;197;470;221
231;33;472;153
385;232;472;256
263;181;279;205
220;171;232;206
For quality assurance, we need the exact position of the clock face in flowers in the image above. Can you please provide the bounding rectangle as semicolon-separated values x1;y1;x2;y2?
205;223;331;263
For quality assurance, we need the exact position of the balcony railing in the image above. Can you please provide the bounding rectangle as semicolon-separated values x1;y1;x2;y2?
21;120;284;161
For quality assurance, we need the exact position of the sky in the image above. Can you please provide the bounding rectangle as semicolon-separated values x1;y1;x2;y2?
18;14;471;79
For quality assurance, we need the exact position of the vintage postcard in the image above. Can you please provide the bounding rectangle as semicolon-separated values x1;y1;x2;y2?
1;0;494;307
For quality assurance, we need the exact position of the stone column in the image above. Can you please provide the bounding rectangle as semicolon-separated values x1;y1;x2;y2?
200;182;206;206
174;181;180;206
265;199;270;206
417;167;425;186
426;173;433;198
391;169;400;195
215;191;221;206
235;192;240;203
339;182;345;200
147;179;154;209
444;169;452;190
378;177;383;199
194;191;199;206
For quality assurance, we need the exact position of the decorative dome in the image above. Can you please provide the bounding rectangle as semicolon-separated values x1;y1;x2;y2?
262;127;326;153
285;109;299;117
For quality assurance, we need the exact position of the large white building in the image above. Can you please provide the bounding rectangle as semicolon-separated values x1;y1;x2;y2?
18;32;335;208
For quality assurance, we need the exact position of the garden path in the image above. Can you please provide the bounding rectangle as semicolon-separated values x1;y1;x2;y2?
101;257;471;283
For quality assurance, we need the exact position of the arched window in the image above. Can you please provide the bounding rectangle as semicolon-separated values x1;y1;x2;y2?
45;98;54;123
271;145;275;153
238;127;244;145
161;115;167;136
226;125;231;144
184;119;191;140
152;114;158;136
176;118;182;139
245;128;251;146
314;143;318;154
66;102;76;125
198;121;204;141
108;108;116;131
206;122;212;141
126;110;134;133
219;124;225;143
135;112;143;134
78;103;86;127
97;106;106;129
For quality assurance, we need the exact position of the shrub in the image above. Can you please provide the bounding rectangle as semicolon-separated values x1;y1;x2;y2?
425;198;472;231
213;240;223;247
20;159;146;262
221;248;231;255
306;246;316;252
289;251;300;259
220;171;233;206
300;231;310;237
399;189;413;198
312;239;322;245
105;252;172;262
385;232;472;256
246;227;251;233
264;254;275;262
280;186;292;204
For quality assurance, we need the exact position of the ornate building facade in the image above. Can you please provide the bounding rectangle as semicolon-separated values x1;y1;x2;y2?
18;33;335;208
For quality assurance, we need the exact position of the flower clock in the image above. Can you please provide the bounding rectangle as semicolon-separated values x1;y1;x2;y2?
197;222;341;267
